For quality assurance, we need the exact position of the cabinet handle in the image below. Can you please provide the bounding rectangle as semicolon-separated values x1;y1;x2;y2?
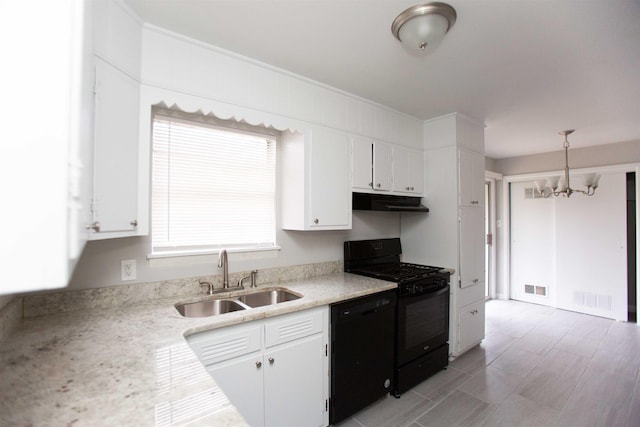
472;278;479;284
86;222;100;232
376;183;381;188
313;218;319;224
256;361;262;368
130;220;138;227
268;357;275;365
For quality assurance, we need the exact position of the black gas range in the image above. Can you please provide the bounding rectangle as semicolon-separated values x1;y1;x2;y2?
344;238;451;397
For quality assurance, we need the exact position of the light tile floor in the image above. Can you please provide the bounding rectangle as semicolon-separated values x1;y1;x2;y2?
335;299;640;427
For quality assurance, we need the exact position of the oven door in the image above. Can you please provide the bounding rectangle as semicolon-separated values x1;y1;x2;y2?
396;284;450;366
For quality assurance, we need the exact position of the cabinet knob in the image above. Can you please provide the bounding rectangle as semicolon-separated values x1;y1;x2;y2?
406;186;411;191
369;182;373;188
313;218;319;224
376;183;382;188
268;357;275;365
130;220;138;227
410;186;414;191
86;222;100;232
256;361;262;368
472;278;479;284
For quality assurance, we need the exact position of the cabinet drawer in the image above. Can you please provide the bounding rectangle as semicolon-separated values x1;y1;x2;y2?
265;308;324;348
187;325;262;366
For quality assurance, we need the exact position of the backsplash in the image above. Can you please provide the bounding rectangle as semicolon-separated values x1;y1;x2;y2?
22;260;342;318
0;297;22;344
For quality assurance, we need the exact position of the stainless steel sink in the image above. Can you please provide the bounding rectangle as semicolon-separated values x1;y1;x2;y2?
239;288;302;308
176;299;246;317
175;287;303;317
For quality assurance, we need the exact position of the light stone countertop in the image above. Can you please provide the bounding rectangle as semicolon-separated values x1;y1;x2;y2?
0;273;396;426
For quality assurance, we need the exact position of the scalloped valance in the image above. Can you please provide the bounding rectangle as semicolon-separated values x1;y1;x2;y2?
140;85;307;135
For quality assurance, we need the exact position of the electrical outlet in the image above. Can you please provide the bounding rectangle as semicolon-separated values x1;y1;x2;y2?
121;259;136;281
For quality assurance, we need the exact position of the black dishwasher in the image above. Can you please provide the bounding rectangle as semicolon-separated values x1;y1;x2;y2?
330;289;396;424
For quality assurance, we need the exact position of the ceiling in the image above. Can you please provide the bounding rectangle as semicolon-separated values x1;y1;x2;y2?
123;0;640;159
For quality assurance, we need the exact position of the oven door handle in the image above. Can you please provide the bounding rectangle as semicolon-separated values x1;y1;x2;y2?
402;284;450;299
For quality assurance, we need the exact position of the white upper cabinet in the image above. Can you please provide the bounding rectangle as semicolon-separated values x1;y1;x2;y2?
352;137;374;191
393;146;424;195
90;59;141;238
351;137;395;193
92;0;141;78
281;128;352;230
373;141;394;192
89;0;143;240
458;149;485;207
1;0;94;294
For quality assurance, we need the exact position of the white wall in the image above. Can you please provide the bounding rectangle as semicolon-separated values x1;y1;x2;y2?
65;18;426;291
68;211;402;289
510;181;556;305
509;173;628;320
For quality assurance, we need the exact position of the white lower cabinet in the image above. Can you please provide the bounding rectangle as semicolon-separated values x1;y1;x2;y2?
457;300;485;354
264;335;325;427
187;307;328;427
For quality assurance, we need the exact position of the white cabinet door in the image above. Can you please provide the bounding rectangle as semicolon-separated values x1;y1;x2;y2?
352;137;373;191
394;146;424;195
393;147;410;193
459;207;485;289
457;300;485;354
308;128;351;229
264;335;325;427
458;150;484;207
372;141;393;191
408;151;424;195
207;353;265;427
91;59;140;238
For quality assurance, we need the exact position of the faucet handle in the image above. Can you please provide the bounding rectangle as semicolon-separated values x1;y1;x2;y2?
250;270;258;288
199;279;214;295
238;275;250;289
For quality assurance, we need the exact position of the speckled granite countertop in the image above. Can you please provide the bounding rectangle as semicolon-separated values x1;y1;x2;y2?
0;273;395;426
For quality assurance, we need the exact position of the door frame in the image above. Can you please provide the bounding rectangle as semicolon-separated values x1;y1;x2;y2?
485;171;501;300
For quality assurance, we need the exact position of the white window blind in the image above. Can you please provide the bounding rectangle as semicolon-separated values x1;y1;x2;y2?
151;112;276;255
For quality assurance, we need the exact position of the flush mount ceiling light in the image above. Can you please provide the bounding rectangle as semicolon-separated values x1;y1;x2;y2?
533;130;599;198
391;2;457;52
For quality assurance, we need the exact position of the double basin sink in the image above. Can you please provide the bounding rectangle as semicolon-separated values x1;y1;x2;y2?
176;288;302;317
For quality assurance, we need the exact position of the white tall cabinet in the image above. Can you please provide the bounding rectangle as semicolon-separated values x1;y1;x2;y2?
401;113;486;357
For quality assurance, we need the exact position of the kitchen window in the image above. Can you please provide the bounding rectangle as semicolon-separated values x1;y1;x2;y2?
151;108;277;256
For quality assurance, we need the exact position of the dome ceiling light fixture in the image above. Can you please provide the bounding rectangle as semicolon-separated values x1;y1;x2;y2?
391;2;457;52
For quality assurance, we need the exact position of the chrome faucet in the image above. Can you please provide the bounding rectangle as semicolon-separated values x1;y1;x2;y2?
218;249;229;289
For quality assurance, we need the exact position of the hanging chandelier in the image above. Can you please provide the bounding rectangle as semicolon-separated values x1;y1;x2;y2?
534;130;599;198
